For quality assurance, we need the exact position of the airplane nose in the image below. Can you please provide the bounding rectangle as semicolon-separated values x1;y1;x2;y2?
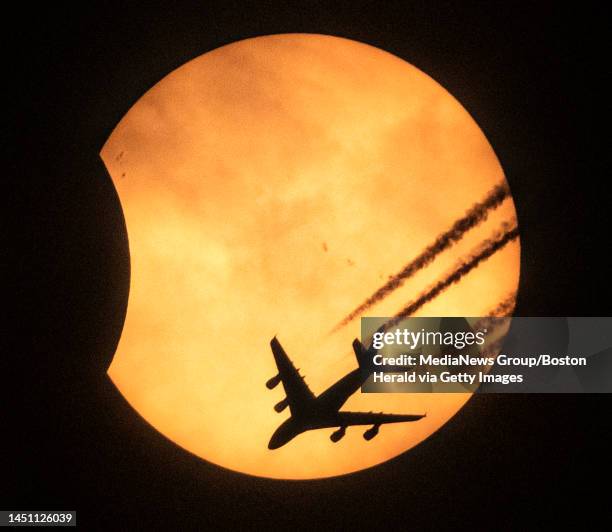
268;421;293;449
268;430;282;449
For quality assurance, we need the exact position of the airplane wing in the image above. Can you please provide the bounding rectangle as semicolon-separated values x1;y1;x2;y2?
270;337;316;416
337;411;425;426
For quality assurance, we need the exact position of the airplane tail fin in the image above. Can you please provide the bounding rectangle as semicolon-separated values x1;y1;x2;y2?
352;338;371;370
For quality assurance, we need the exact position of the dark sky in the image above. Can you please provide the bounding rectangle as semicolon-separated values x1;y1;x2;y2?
8;2;611;529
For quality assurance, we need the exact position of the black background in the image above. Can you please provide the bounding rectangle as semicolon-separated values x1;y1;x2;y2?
7;1;611;529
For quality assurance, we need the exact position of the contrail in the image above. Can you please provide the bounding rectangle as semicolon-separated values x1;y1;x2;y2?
486;293;516;317
473;292;518;331
386;223;519;329
333;182;510;331
463;293;517;336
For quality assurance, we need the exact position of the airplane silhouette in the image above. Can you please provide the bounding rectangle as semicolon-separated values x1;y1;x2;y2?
266;337;425;449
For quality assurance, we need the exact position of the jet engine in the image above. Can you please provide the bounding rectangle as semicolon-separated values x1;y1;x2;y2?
266;374;281;389
274;398;289;412
363;424;380;441
330;426;346;442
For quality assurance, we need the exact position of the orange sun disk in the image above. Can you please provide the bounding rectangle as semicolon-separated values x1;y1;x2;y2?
101;34;520;479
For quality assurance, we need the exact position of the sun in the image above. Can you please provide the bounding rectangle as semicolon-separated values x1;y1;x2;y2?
100;33;520;479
